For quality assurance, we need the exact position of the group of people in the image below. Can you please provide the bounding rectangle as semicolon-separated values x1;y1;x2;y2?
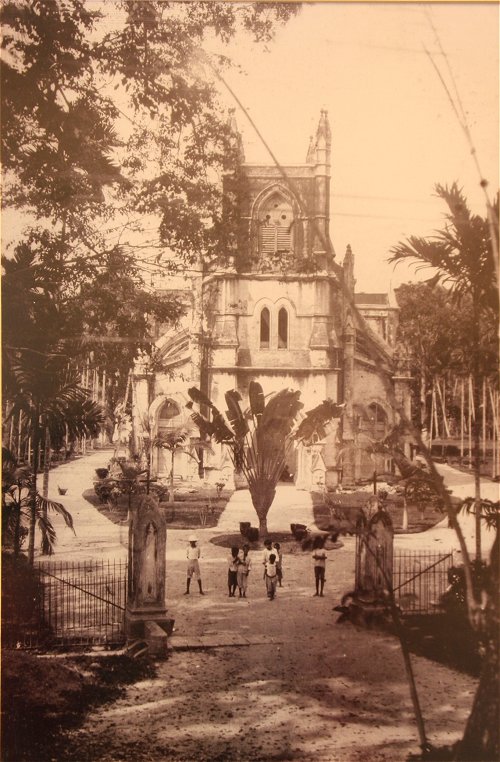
184;534;340;599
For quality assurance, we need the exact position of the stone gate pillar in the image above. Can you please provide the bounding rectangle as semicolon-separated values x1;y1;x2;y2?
125;494;173;656
355;506;394;604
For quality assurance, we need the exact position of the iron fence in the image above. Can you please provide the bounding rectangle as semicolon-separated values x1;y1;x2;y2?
393;549;453;614
3;558;127;649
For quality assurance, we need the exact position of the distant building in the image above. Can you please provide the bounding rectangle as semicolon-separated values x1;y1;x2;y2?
132;112;411;489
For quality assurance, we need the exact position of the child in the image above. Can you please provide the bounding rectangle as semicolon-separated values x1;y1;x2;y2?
227;546;240;597
273;542;283;587
237;544;251;598
262;538;274;579
312;536;327;597
185;535;205;595
264;553;278;600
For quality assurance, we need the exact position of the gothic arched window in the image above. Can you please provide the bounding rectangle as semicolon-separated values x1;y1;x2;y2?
357;402;387;441
260;307;270;349
278;307;288;349
259;194;294;256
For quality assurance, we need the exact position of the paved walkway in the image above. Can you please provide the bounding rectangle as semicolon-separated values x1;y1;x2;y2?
395;463;498;556
38;448;127;563
216;483;314;533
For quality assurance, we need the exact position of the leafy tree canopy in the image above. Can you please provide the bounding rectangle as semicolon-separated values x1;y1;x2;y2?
395;282;498;382
2;0;299;403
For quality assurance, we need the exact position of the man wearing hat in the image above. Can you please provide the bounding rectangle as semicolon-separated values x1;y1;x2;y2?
185;535;205;595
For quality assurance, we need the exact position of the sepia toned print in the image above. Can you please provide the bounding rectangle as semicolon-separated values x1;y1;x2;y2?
2;2;498;761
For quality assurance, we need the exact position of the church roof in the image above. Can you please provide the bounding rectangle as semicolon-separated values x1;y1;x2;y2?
157;327;190;367
354;293;389;305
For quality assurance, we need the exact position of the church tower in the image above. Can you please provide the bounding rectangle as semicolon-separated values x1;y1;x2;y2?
205;111;343;489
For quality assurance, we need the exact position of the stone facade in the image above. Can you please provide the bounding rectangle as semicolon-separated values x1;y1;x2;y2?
131;112;411;490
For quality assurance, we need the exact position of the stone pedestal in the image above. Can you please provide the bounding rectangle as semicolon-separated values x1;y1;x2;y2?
125;494;173;657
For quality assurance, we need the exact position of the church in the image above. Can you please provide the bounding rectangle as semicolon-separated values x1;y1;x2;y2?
131;112;411;490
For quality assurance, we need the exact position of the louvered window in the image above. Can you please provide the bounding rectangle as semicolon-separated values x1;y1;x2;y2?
259;196;293;256
260;224;292;255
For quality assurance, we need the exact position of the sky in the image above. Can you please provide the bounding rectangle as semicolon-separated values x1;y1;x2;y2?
217;2;499;292
2;2;498;294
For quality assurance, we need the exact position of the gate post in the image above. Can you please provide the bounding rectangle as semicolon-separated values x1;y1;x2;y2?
125;494;174;657
351;505;394;622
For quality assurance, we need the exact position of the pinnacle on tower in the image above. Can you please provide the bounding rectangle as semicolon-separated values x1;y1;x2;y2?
306;135;315;163
227;108;245;163
315;109;331;149
343;245;355;292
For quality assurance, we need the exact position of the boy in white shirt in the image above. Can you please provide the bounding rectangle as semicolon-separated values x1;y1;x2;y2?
265;553;278;600
185;535;205;595
237;544;251;598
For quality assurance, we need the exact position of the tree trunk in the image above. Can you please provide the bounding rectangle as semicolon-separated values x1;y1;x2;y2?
471;290;482;561
258;516;268;537
42;426;51;498
473;376;482;562
169;450;175;503
456;531;499;760
455;639;499;761
402;498;408;531
40;426;51;555
14;487;22;558
27;409;40;566
250;478;276;539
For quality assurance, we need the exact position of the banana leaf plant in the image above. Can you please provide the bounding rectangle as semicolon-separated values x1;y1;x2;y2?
187;383;344;535
2;447;74;558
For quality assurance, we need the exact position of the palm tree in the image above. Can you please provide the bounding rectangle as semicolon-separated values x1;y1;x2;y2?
390;184;499;761
187;383;343;536
153;427;194;503
2;447;74;558
389;183;499;561
4;348;103;562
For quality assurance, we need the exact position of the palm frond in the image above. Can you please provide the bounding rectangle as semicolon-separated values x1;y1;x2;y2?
187;387;214;409
36;494;75;533
189;411;216;439
225;389;249;439
294;399;344;444
211;410;235;443
248;380;265;422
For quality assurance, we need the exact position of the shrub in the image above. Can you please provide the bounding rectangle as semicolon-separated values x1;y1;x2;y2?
246;527;259;542
291;523;307;540
240;522;251;537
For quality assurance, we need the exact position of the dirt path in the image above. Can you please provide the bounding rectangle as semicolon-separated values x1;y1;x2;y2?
62;540;476;762
40;453;479;761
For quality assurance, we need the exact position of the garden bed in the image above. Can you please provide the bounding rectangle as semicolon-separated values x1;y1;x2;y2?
311;490;443;534
83;488;233;529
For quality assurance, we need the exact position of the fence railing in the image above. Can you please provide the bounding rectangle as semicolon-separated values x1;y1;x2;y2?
3;559;127;649
393;549;454;614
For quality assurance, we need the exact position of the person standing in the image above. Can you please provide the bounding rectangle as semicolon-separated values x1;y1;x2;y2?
227;546;240;597
312;536;327;597
237;544;251;598
262;538;274;579
273;542;283;587
264;552;278;600
185;535;205;595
